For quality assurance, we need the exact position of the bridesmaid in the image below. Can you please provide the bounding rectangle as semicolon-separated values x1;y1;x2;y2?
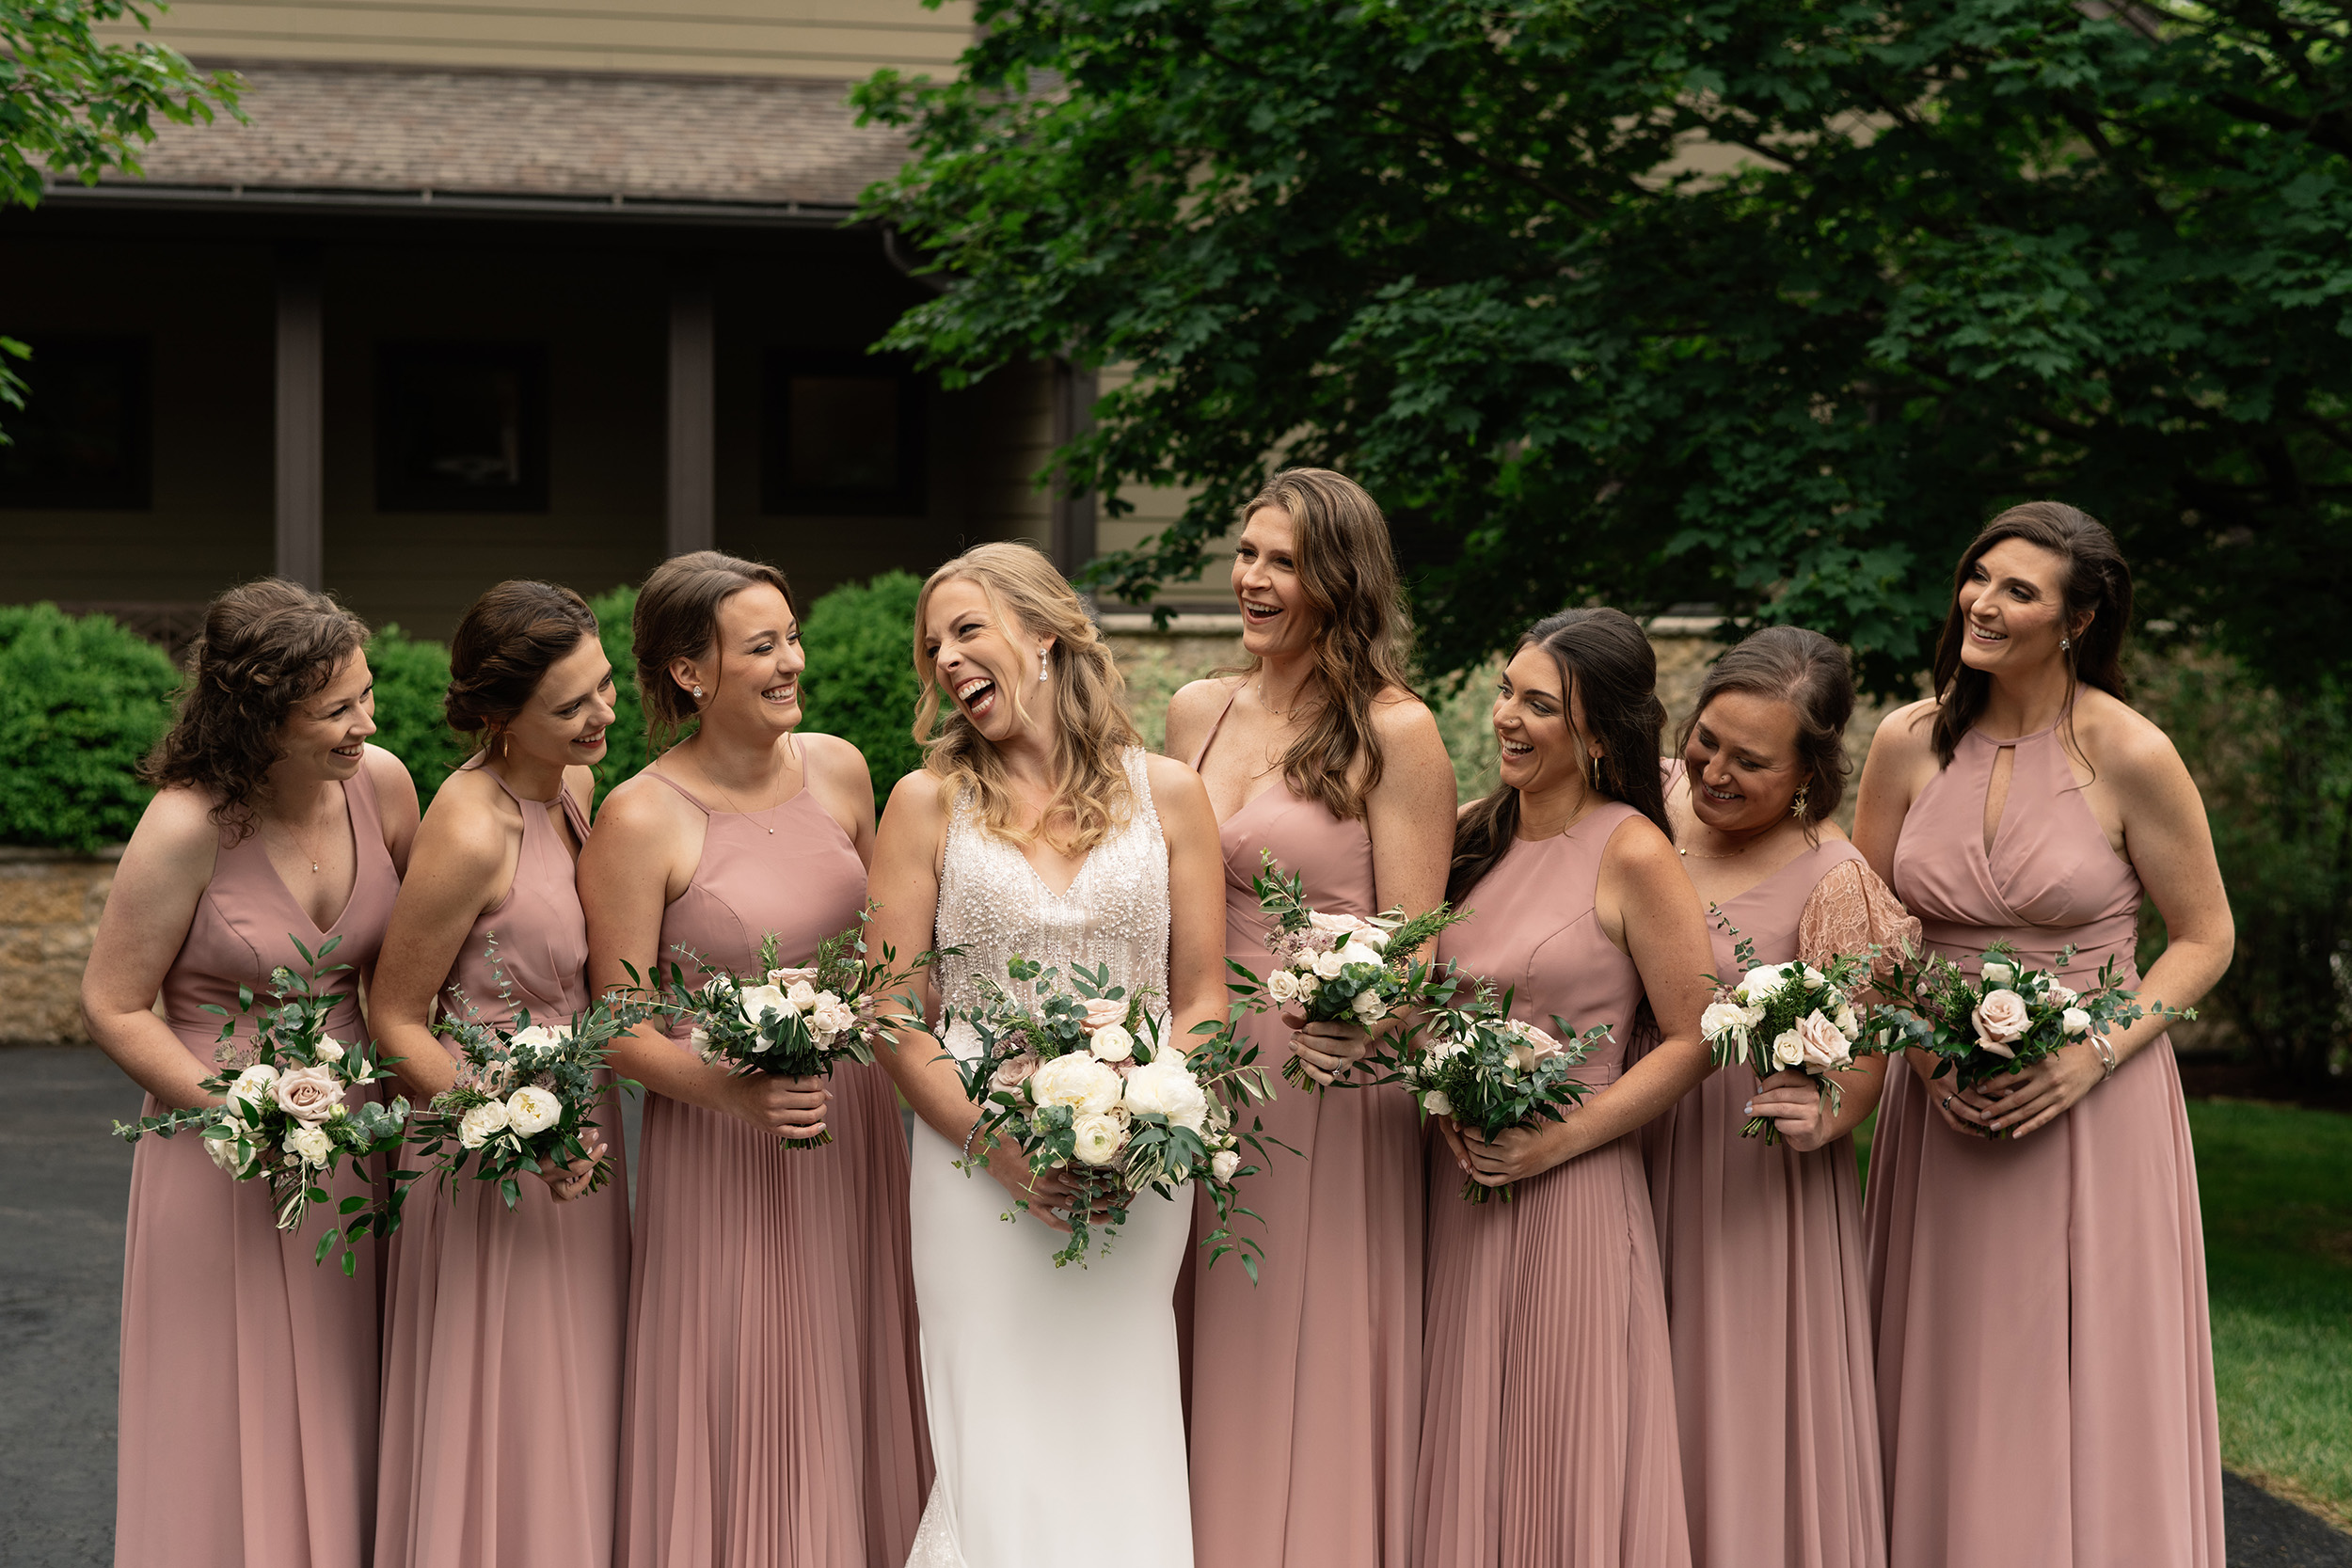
580;549;930;1568
1854;503;2232;1567
1166;468;1454;1568
371;581;630;1568
1645;626;1916;1568
81;578;419;1568
1416;608;1716;1568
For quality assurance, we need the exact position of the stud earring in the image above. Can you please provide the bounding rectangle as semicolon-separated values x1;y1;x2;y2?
1790;784;1811;819
691;684;704;700
1038;647;1050;684
2060;638;2072;652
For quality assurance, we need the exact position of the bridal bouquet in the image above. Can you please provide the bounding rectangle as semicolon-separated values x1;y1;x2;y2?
1395;986;1612;1203
1700;932;1884;1143
410;990;642;1209
947;957;1277;1275
1229;849;1470;1089
111;935;413;1274
650;908;937;1148
1874;941;2191;1134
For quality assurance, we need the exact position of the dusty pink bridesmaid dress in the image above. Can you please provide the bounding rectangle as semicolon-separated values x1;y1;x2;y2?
115;767;401;1568
374;760;631;1567
1415;803;1691;1568
1641;766;1912;1568
1864;721;2223;1567
1185;693;1423;1567
613;773;930;1568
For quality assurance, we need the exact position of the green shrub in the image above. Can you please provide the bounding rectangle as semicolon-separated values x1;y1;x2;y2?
586;584;647;805
366;625;467;809
801;571;926;811
0;604;179;851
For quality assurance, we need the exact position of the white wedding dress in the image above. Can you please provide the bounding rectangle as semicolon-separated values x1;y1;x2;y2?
905;748;1195;1568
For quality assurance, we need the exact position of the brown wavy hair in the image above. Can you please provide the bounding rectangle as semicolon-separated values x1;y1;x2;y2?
1447;607;1668;905
445;580;599;760
1928;501;2131;768
1230;467;1416;821
912;542;1142;855
140;578;372;842
631;550;798;756
1676;625;1856;840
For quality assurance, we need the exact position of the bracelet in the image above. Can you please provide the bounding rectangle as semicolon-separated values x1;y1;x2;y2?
960;1116;986;1165
2090;1034;2118;1080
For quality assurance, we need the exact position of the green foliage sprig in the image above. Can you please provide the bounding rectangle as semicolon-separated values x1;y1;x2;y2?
1392;980;1610;1204
1699;919;1886;1143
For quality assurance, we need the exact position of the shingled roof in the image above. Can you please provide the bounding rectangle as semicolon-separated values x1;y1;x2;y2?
94;60;914;211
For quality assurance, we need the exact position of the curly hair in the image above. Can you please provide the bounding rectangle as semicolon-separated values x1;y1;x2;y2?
1677;625;1856;841
911;542;1142;855
140;578;372;842
445;580;599;758
631;550;798;757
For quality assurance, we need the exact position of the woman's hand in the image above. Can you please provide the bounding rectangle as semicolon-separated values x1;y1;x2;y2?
723;1071;828;1141
534;1143;607;1203
1284;1009;1373;1086
1907;1048;1989;1137
1745;1070;1842;1151
1953;1040;2106;1140
979;1142;1111;1233
1438;1115;1581;1189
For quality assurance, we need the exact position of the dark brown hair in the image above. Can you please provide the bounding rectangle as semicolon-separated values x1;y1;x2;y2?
445;580;599;758
1232;468;1417;821
1929;501;2131;767
1448;607;1668;905
140;578;372;841
1677;625;1856;836
631;550;798;756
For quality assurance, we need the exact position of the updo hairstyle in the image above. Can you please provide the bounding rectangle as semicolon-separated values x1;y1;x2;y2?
631;550;798;755
444;580;599;758
1677;625;1856;837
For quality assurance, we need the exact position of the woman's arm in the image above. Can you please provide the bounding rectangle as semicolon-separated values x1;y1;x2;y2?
370;778;511;1102
1147;755;1230;1047
78;790;224;1110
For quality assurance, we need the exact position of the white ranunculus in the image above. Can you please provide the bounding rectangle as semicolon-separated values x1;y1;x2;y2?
1980;961;2015;988
1265;967;1301;1004
735;983;789;1027
1089;1023;1136;1063
505;1085;562;1137
1699;1001;1753;1041
1311;948;1348;981
1071;1112;1128;1166
1772;1029;1806;1068
1122;1053;1210;1131
1422;1088;1453;1117
1738;963;1790;1001
785;980;820;1013
1032;1053;1124;1116
1351;989;1389;1022
281;1124;333;1167
1211;1148;1240;1183
508;1024;569;1053
2061;1006;2092;1037
457;1100;510;1148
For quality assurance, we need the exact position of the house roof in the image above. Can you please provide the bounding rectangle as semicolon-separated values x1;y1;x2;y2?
77;60;915;217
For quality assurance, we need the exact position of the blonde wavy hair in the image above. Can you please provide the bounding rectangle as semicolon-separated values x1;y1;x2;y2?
912;542;1141;854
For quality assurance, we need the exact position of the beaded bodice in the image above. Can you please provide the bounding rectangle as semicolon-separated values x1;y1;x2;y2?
932;748;1171;1062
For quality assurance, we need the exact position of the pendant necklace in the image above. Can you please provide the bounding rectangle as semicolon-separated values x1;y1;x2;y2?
706;736;798;834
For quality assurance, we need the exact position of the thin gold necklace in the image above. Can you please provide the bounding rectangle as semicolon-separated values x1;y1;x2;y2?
1679;825;1778;860
277;796;335;873
698;736;796;834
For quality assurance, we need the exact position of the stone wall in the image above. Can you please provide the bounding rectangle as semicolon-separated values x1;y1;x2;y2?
0;847;117;1046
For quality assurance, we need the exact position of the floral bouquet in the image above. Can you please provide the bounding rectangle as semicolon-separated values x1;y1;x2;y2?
1394;985;1612;1203
1230;849;1470;1089
409;987;644;1209
1873;941;2192;1135
111;935;413;1275
946;957;1277;1275
648;907;939;1149
1699;928;1884;1144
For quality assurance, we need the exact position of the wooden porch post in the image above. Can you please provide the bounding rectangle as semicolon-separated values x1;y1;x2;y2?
666;263;716;558
273;252;325;589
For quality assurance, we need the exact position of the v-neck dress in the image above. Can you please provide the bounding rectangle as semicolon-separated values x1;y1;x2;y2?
374;760;631;1568
1863;721;2223;1567
116;767;402;1568
614;772;930;1568
1183;689;1424;1568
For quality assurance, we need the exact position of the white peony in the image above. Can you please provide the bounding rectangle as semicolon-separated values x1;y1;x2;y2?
508;1024;569;1053
1265;967;1301;1004
1311;948;1348;981
458;1100;511;1148
1335;941;1385;973
1122;1053;1210;1131
1422;1088;1453;1117
505;1085;562;1137
281;1124;333;1167
1981;961;2015;988
1211;1148;1240;1183
735;983;789;1027
1032;1053;1124;1116
1089;1023;1136;1063
2061;1006;2092;1037
1772;1029;1806;1068
1071;1112;1128;1166
1738;964;1790;1001
1351;989;1390;1022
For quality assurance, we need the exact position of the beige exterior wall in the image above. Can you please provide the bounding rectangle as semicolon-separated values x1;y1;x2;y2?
118;0;975;81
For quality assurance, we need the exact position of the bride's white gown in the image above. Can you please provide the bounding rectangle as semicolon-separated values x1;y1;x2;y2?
905;748;1195;1568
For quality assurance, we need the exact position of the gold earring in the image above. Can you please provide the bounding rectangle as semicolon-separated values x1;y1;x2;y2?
1585;749;1604;792
1790;784;1811;819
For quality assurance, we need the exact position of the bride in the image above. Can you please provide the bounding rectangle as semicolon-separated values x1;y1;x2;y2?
867;542;1229;1568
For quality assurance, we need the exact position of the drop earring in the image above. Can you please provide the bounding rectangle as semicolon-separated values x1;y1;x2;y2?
1038;647;1050;684
2060;638;2071;652
1790;784;1811;819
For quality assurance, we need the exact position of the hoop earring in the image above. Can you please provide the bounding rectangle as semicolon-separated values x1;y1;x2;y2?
1584;749;1604;793
1790;784;1811;819
1037;647;1050;684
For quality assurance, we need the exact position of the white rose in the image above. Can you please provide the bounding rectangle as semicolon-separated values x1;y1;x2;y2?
2061;1006;2092;1037
810;998;859;1044
1032;1053;1124;1116
1089;1023;1136;1063
1738;964;1789;1001
1422;1089;1453;1117
1312;948;1348;981
313;1037;346;1064
1335;941;1385;972
1265;967;1301;1004
1071;1112;1128;1166
1351;989;1390;1022
1211;1149;1240;1182
1700;1001;1753;1041
735;983;789;1027
457;1100;509;1148
689;1025;712;1052
505;1085;562;1137
1833;1002;1860;1039
507;1024;568;1053
1296;974;1322;1001
1772;1029;1806;1068
1981;961;2015;988
205;1130;252;1177
785;980;820;1013
1802;965;1826;986
227;1063;280;1121
1122;1053;1210;1131
281;1124;333;1167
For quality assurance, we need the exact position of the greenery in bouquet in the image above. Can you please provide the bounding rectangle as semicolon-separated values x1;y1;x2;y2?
1231;848;1471;1090
947;957;1278;1276
110;935;413;1275
1395;983;1610;1204
1873;941;2194;1135
1699;926;1885;1144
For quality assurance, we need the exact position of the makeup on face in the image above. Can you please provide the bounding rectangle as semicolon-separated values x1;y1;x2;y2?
514;637;617;770
1491;644;1581;792
286;653;377;780
1683;689;1804;833
1958;538;2074;670
923;577;1042;741
701;584;805;733
1231;505;1313;656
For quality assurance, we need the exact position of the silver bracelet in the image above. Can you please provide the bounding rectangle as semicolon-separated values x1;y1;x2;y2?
960;1115;986;1165
2090;1034;2118;1080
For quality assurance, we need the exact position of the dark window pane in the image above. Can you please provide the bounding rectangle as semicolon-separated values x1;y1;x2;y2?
376;342;548;513
0;338;152;510
788;376;900;491
762;351;925;515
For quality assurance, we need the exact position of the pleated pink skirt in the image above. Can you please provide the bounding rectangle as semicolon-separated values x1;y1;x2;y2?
1188;1013;1425;1568
615;1060;930;1568
1865;1039;2223;1568
1644;1068;1884;1568
115;1090;385;1568
1416;1133;1692;1568
373;1083;631;1568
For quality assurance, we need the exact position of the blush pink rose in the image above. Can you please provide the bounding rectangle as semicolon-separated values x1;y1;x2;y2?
272;1064;346;1123
1080;998;1127;1036
990;1052;1040;1095
1970;989;2031;1058
1795;1008;1851;1071
766;966;821;989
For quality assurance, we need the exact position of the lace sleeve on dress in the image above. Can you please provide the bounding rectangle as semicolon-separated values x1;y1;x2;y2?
1796;857;1923;986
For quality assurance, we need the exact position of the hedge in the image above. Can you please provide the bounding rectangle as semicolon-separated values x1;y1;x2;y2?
799;571;926;812
0;604;180;852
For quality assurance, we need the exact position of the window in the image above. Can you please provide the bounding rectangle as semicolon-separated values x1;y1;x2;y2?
0;338;151;510
375;341;548;512
761;351;925;515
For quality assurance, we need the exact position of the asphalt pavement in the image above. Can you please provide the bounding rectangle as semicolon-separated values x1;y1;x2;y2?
2;1045;2345;1566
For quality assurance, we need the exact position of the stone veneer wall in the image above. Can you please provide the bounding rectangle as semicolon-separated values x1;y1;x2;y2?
0;846;118;1045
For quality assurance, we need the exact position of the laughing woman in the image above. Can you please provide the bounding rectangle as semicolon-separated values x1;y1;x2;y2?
82;579;419;1568
371;581;630;1568
1855;504;2232;1568
1165;468;1454;1568
581;551;930;1568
